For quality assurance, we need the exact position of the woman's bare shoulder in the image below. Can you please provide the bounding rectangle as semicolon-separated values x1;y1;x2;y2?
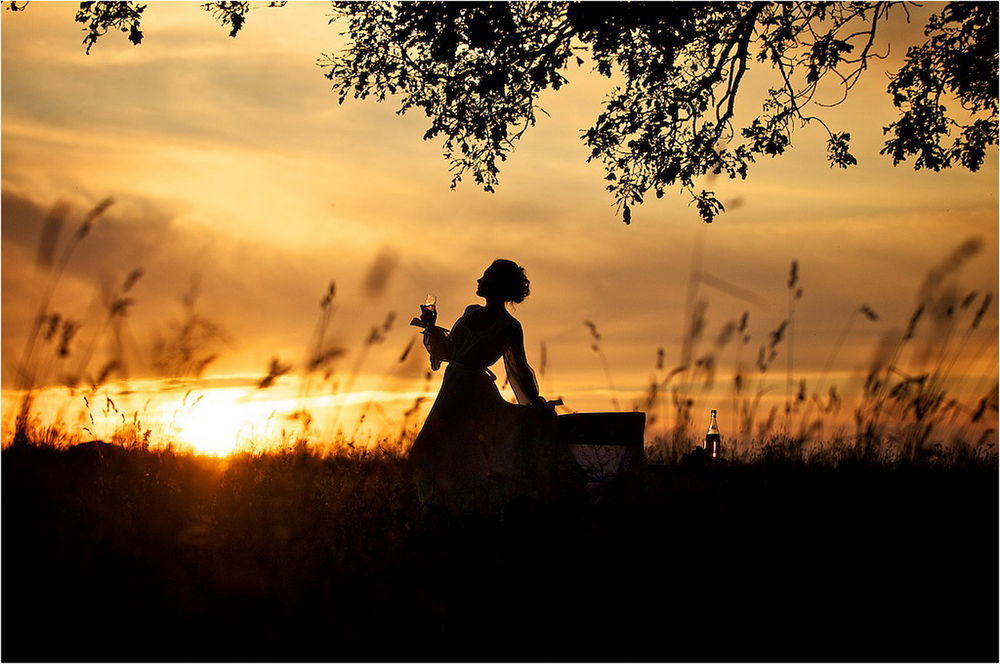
504;311;523;335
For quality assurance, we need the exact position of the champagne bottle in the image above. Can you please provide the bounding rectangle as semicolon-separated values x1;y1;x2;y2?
705;409;721;460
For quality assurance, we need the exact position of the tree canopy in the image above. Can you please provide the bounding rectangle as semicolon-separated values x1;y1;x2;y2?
7;1;998;223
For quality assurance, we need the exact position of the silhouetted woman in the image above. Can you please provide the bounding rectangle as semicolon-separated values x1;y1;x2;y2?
410;259;570;513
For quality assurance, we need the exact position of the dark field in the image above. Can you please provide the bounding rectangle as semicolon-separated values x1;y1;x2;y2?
3;441;997;663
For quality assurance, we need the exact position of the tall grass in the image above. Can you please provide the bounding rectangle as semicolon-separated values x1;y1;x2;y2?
4;196;997;468
4;418;996;662
13;198;115;443
633;234;996;466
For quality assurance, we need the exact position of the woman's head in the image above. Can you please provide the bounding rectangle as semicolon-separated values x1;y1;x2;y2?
476;259;530;303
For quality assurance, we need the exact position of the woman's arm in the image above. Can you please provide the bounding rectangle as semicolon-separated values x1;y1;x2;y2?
502;318;542;406
422;325;450;370
421;305;476;370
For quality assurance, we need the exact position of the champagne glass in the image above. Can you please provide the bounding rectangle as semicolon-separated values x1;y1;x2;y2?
420;294;437;327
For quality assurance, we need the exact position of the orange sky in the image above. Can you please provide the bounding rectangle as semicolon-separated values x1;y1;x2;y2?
2;2;997;451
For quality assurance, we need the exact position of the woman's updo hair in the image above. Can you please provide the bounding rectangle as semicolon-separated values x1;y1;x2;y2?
484;259;530;304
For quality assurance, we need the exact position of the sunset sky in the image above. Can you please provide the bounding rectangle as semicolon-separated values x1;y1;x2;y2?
2;2;997;453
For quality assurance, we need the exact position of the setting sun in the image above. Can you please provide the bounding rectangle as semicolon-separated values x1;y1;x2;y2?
160;388;298;456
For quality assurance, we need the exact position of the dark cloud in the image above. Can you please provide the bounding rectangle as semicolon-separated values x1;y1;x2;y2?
1;189;402;385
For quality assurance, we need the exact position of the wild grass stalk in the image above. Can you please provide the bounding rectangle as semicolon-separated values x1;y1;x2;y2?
796;304;879;438
64;268;143;391
937;291;993;392
350;334;420;442
538;339;570;413
583;320;620;411
14;198;114;444
850;237;993;459
150;275;230;380
677;223;707;435
330;310;396;436
299;281;342;396
730;311;750;447
785;260;802;428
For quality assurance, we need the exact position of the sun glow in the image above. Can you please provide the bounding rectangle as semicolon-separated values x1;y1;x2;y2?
2;378;442;456
166;388;281;456
158;384;432;455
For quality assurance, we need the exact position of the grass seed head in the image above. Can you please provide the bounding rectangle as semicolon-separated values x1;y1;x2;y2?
76;197;114;239
971;292;992;330
860;305;879;321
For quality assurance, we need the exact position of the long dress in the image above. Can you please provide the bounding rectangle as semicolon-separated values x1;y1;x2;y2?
409;304;574;513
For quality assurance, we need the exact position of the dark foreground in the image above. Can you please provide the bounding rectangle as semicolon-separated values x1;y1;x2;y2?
3;442;997;662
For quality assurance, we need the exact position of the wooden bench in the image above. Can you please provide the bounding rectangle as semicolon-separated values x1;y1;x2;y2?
556;412;645;489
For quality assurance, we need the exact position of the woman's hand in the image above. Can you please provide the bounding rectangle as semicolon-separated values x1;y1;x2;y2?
530;395;558;419
419;303;437;328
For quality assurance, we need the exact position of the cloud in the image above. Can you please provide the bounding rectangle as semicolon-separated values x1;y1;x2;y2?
0;188;413;385
2;3;996;427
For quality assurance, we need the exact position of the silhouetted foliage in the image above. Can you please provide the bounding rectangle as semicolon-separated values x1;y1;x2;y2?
74;1;145;54
10;1;998;223
320;1;997;223
882;2;997;172
201;1;250;38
